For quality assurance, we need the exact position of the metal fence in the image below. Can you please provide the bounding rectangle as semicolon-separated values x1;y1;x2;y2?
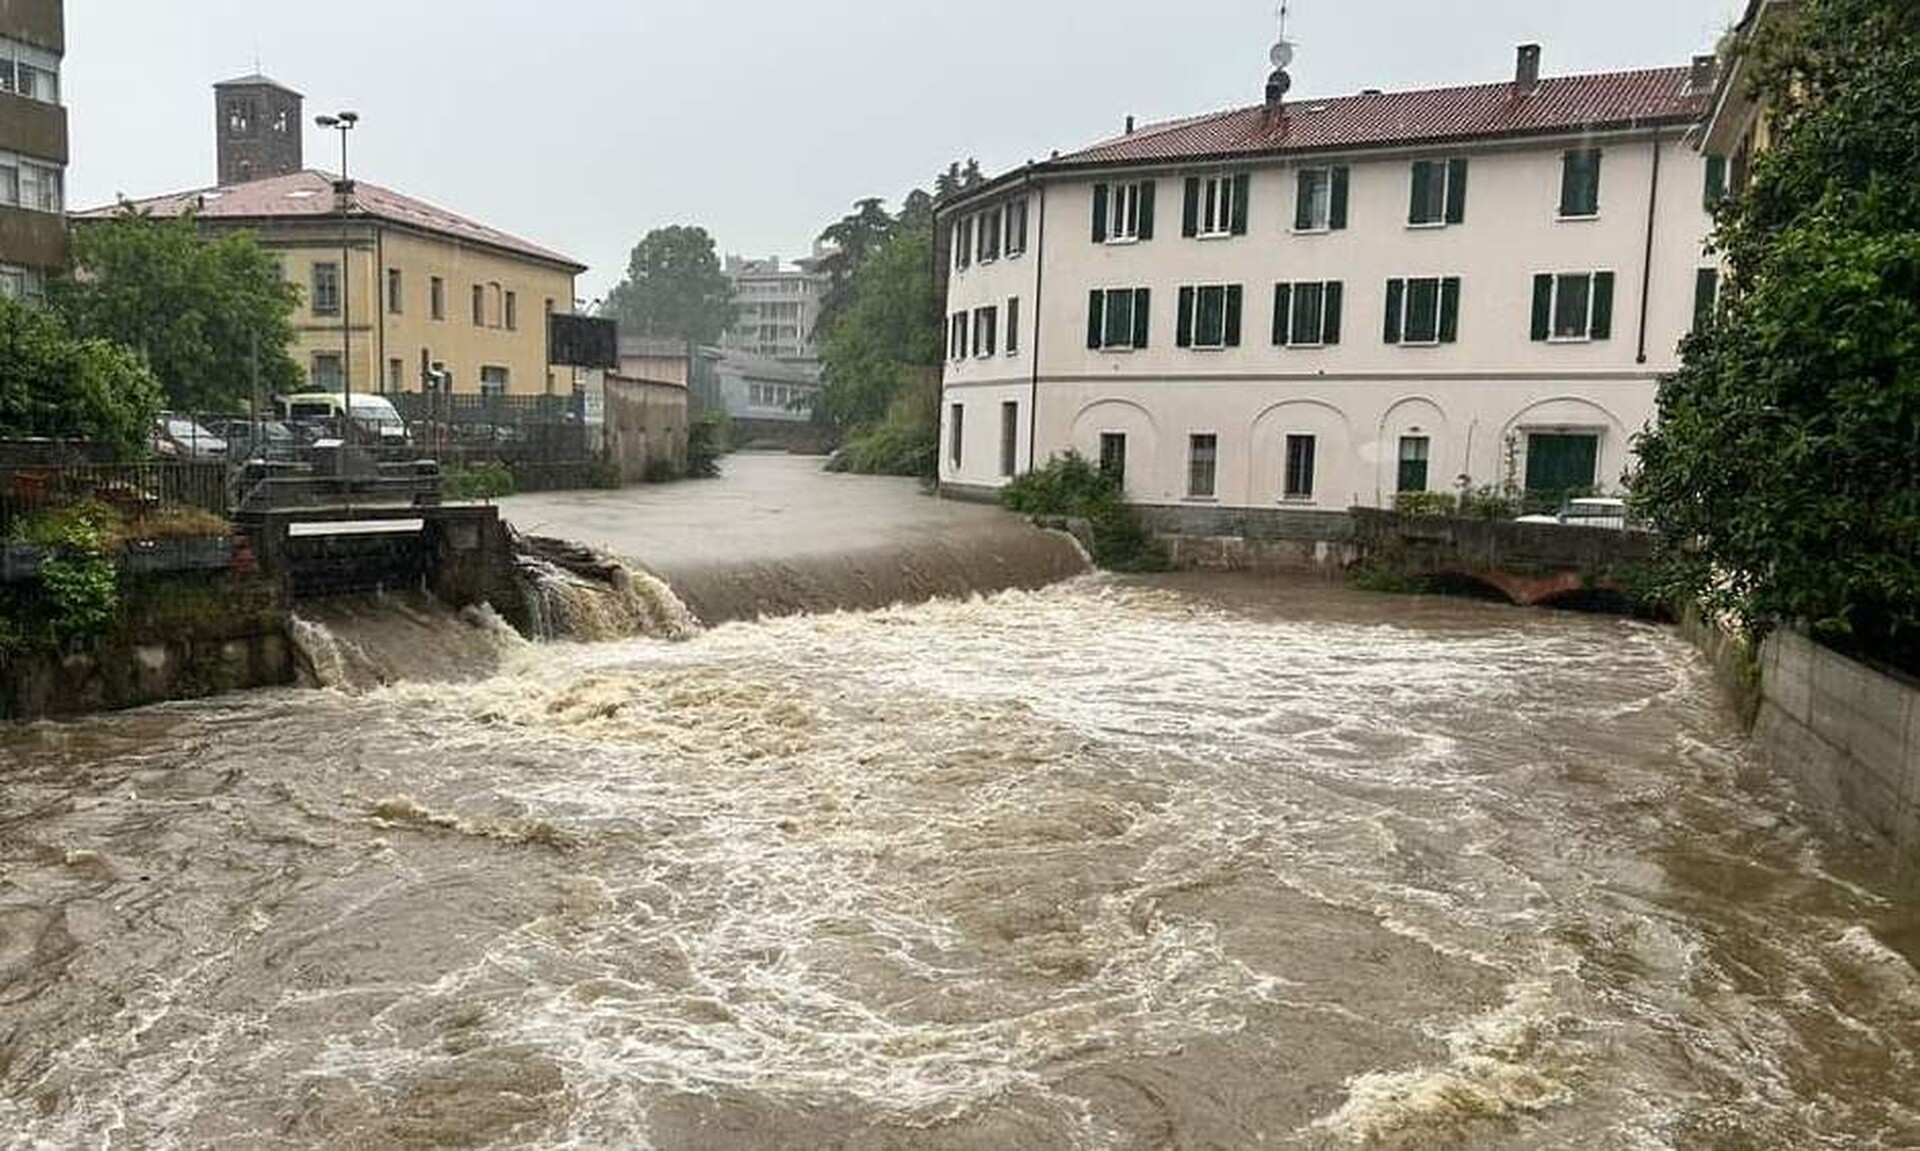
2;461;230;536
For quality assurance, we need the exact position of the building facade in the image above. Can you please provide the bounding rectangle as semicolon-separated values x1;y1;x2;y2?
73;78;586;398
0;0;67;298
937;45;1725;514
722;252;826;373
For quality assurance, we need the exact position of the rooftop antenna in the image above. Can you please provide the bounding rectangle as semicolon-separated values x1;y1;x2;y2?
1266;1;1296;110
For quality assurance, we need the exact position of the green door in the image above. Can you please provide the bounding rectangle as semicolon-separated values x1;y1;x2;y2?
1525;434;1599;500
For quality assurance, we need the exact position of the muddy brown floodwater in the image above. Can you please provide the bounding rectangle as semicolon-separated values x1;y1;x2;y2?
3;575;1918;1149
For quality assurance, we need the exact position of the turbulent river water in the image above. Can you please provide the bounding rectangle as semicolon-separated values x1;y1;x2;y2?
3;574;1919;1149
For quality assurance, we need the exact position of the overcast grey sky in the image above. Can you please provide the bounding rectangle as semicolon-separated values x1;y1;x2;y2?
67;0;1743;301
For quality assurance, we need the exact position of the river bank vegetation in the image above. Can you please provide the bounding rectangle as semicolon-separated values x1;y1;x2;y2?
817;163;981;477
1002;453;1168;572
1631;0;1920;677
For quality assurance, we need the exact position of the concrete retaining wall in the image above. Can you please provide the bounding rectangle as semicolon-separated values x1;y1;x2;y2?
1;573;293;721
1752;629;1920;873
604;377;690;483
1135;505;1357;573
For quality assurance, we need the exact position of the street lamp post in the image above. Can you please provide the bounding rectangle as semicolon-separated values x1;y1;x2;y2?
316;111;359;446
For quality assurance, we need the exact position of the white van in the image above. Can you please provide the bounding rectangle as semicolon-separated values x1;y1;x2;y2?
278;393;411;447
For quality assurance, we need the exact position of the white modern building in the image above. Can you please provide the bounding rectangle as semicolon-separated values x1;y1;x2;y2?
723;251;828;374
937;45;1726;515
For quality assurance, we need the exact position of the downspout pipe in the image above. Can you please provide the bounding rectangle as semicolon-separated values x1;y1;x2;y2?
1636;136;1663;365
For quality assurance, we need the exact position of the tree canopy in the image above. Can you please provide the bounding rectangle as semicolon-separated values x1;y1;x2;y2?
0;297;165;454
50;212;301;412
1631;0;1920;673
601;225;735;347
813;160;982;476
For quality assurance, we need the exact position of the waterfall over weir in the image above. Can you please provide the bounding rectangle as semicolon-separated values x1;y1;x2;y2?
288;515;1091;690
290;537;703;691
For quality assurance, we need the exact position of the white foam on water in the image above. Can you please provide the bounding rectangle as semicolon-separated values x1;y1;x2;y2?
1313;980;1580;1147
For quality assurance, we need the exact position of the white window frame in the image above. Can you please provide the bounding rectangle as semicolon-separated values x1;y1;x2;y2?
0;158;17;208
1282;281;1331;348
1407;159;1456;229
479;365;511;397
0;38;61;105
1006;199;1030;257
1187;432;1219;500
1105;181;1145;245
1093;287;1143;352
1187;284;1232;349
1282;433;1318;502
1546;271;1599;343
1398;277;1444;346
972;305;997;359
1197;174;1236;238
1005;296;1020;357
18;159;61;214
1294;168;1333;234
978;210;1002;264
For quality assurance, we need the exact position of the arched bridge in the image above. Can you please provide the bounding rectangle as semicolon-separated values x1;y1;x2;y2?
1348;508;1655;607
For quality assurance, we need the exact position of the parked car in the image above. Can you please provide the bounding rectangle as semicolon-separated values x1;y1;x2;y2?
152;416;227;461
1516;497;1630;530
208;418;301;460
276;393;412;448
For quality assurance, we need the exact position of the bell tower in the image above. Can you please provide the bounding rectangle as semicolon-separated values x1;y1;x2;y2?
214;73;303;186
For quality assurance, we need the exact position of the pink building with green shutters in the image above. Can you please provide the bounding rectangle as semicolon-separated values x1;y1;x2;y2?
937;43;1725;514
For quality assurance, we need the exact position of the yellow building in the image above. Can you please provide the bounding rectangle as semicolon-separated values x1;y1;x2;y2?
1702;0;1797;187
76;168;585;398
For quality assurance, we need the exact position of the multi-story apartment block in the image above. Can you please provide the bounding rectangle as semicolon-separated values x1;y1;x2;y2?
0;0;67;298
73;75;585;398
938;44;1726;513
722;253;825;373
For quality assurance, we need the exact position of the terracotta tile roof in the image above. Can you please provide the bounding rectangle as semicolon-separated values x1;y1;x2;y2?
1055;66;1707;168
75;170;586;272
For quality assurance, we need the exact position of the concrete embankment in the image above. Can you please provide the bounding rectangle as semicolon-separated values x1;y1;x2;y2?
1689;613;1920;883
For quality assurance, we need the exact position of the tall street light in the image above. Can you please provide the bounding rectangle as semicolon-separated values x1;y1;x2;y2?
316;111;359;447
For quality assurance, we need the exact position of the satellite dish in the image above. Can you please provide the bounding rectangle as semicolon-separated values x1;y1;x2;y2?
1269;40;1295;69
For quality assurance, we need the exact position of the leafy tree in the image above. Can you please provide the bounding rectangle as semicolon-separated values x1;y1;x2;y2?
0;297;165;454
1631;0;1920;673
817;222;940;434
813;198;899;334
601;225;735;347
50;212;301;412
934;159;984;199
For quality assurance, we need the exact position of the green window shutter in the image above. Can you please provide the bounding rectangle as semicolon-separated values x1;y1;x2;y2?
1560;150;1601;216
1704;155;1728;209
1322;281;1343;344
1224;285;1244;346
1330;166;1349;229
1558;152;1577;216
1272;283;1293;345
1438;277;1462;343
1182;178;1200;237
1693;267;1719;331
1444;158;1469;224
1294;171;1314;231
1133;288;1151;348
1177;286;1195;347
1408;162;1431;225
1589;271;1615;339
1530;274;1554;341
1587;150;1602;215
1087;290;1104;349
1230;173;1251;235
1384;279;1405;343
1138;182;1156;240
1092;184;1109;243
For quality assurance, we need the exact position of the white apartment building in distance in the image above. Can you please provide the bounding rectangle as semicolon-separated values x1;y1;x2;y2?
722;252;827;375
937;44;1725;514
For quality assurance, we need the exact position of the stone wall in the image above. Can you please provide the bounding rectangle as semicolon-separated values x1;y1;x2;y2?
1134;505;1357;573
603;376;690;483
1;572;293;721
1750;629;1920;876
